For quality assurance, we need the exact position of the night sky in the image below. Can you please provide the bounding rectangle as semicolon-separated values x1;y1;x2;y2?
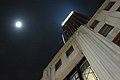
0;0;104;80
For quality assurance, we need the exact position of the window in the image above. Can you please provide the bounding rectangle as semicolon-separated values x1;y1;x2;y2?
104;2;115;10
98;24;114;37
80;61;99;80
55;59;62;71
117;6;120;11
112;32;120;47
66;46;74;57
64;57;99;80
69;71;80;80
90;20;99;29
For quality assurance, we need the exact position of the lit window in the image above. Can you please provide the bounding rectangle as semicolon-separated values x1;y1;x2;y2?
66;46;74;57
98;24;114;37
80;61;99;80
55;59;62;71
90;20;99;29
104;2;115;10
112;32;120;47
64;57;99;80
117;6;120;11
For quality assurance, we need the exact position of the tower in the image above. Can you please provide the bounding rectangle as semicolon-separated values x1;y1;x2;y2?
62;11;90;41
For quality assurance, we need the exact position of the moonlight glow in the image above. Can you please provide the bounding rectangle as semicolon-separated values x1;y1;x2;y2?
16;21;22;28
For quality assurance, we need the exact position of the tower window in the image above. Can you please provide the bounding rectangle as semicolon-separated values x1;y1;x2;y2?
99;24;114;37
90;20;99;29
66;46;74;57
55;59;62;71
104;2;115;10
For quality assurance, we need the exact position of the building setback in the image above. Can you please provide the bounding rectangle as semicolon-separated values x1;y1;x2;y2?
41;0;120;80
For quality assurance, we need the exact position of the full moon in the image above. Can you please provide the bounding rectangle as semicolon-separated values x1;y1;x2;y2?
16;21;22;28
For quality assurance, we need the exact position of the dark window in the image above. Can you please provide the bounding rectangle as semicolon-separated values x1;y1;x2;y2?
66;46;74;57
55;59;62;71
80;61;90;73
90;20;99;29
112;32;120;47
117;6;120;11
99;24;114;37
69;71;80;80
104;2;115;10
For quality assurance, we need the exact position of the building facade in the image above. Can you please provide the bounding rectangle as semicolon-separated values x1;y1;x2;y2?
41;0;120;80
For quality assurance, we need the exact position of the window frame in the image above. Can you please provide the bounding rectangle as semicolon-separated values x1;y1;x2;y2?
90;20;99;29
104;2;115;11
112;32;120;47
66;46;74;57
98;24;114;37
55;59;62;71
69;71;80;80
80;60;99;80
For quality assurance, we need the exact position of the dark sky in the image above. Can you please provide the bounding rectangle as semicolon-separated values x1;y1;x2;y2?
0;0;104;80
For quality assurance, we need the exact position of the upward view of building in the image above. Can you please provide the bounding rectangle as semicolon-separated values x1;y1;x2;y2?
41;0;120;80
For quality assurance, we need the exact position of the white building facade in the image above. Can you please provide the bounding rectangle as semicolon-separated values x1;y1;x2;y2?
41;0;120;80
